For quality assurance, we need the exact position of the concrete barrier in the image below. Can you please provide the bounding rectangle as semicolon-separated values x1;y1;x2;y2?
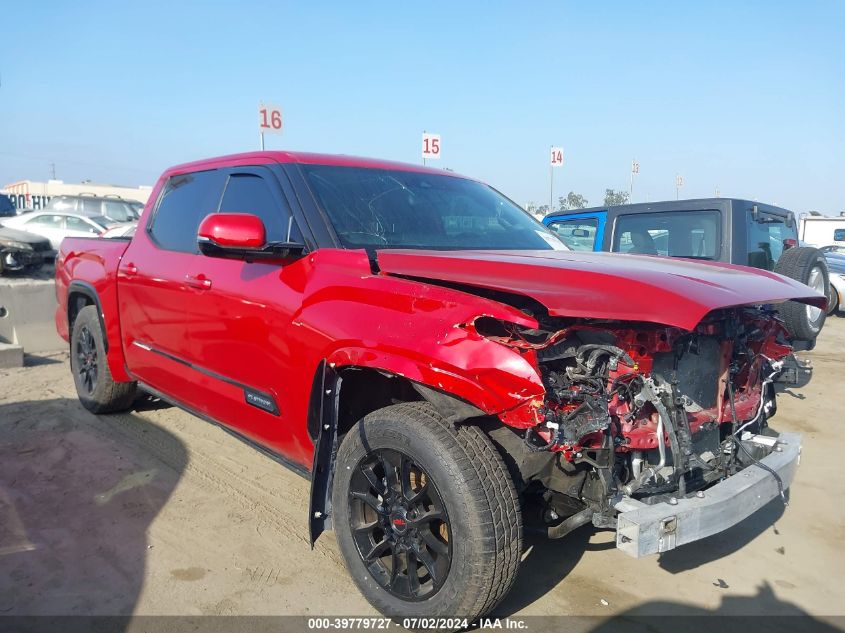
0;342;24;368
0;278;65;355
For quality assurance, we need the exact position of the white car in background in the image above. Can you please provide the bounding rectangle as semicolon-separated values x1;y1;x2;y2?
1;211;128;251
100;223;137;239
829;274;845;314
825;254;845;314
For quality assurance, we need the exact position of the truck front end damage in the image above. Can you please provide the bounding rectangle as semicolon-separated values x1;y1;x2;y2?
471;307;802;554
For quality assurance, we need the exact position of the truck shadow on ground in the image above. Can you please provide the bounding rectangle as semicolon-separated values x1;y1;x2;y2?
21;353;64;367
0;397;187;619
131;391;175;412
584;583;839;633
497;487;786;617
493;514;602;617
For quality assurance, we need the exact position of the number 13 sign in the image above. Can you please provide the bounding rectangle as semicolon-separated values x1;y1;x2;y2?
422;133;441;160
550;147;564;167
259;103;283;135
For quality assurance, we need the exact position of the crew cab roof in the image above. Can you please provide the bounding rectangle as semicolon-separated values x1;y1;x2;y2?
163;151;469;180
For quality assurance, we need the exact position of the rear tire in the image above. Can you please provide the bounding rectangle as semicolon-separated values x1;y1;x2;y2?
332;402;522;621
773;246;828;341
70;305;137;413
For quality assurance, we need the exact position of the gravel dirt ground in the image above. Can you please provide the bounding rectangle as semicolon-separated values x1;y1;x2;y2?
1;315;843;629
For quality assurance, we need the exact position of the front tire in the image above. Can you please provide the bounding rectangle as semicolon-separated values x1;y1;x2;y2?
332;402;522;621
70;305;137;413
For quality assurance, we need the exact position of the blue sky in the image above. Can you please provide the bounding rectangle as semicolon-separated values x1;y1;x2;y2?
1;1;843;212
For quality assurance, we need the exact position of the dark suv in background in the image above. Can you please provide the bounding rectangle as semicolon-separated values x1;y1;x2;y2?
544;198;830;349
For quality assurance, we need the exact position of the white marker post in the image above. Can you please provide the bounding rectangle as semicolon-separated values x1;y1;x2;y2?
675;174;684;200
258;102;283;149
422;132;441;166
550;146;564;213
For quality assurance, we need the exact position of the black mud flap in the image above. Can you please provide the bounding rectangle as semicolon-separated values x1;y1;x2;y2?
308;361;341;547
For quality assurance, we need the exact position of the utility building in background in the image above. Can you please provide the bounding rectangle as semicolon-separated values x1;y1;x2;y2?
2;179;153;211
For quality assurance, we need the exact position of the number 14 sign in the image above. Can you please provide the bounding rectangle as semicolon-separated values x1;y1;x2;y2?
422;133;441;160
550;147;564;167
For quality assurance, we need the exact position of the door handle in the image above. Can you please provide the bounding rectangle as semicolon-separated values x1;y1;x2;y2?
185;274;212;290
120;263;138;276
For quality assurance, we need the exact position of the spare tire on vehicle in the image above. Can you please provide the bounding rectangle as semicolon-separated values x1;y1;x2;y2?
773;246;829;342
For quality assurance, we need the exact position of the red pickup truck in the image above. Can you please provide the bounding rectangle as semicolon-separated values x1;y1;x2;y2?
56;152;823;621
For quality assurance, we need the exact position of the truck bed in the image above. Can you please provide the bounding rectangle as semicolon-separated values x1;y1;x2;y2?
55;237;132;379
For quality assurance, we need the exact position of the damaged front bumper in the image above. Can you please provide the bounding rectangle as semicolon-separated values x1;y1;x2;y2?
1;248;48;271
613;432;801;557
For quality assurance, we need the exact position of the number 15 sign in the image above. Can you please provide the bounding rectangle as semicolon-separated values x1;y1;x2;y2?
422;133;441;160
259;103;283;135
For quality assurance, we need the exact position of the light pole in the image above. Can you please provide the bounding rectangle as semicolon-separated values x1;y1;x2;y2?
549;146;553;213
630;159;639;201
549;146;563;213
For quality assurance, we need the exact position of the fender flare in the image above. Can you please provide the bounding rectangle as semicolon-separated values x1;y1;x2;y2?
308;360;341;546
67;280;109;352
306;357;513;546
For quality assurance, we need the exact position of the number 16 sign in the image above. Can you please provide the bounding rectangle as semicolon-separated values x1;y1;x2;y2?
259;103;283;135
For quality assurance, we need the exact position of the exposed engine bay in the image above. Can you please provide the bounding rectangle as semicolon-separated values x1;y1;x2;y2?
475;307;796;537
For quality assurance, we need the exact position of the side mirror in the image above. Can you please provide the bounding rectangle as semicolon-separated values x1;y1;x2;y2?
197;213;305;261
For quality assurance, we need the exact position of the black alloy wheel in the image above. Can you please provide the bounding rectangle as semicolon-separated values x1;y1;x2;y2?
348;448;451;601
332;402;523;620
75;325;99;394
70;305;137;413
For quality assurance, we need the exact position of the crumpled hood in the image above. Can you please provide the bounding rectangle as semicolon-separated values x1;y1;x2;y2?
376;249;826;331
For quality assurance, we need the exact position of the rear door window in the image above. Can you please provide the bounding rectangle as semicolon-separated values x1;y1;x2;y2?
26;214;64;228
747;212;796;270
148;170;226;253
81;198;102;215
613;210;720;259
47;198;76;211
547;218;598;251
102;200;133;222
66;216;100;234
